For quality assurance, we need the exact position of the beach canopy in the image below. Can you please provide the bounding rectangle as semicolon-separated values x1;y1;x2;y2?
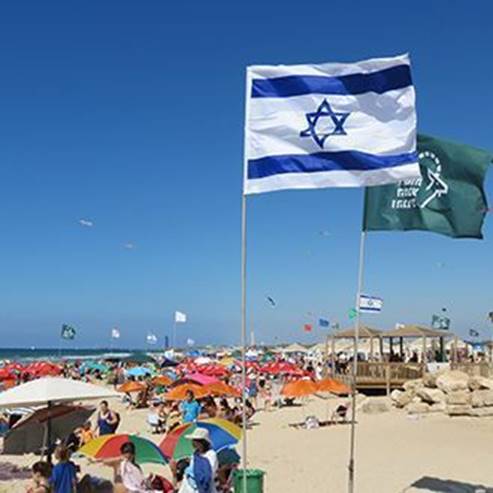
0;377;118;408
382;325;452;338
204;381;241;398
332;326;383;339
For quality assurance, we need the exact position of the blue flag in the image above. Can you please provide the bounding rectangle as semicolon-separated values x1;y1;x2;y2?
318;318;330;328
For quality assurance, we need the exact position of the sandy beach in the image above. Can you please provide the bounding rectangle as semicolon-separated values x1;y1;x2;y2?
1;393;492;493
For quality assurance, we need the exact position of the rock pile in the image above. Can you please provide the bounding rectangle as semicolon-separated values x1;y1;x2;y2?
390;370;493;417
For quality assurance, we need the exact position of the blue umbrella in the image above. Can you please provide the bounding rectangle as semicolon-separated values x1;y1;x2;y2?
126;367;152;378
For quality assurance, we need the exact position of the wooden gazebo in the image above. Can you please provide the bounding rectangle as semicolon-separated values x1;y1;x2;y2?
382;325;453;363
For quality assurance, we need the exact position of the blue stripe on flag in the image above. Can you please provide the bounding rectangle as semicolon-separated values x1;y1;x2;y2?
251;65;412;98
247;151;417;180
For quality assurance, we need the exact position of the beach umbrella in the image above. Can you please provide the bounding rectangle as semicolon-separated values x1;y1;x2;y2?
0;378;118;408
79;434;167;465
126;367;152;378
281;379;317;398
117;381;146;394
204;382;241;398
0;368;14;381
80;362;109;374
164;383;208;401
152;375;173;387
316;378;351;395
0;378;118;461
159;418;241;461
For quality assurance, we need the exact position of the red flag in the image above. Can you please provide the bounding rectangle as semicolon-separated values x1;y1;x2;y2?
303;323;312;332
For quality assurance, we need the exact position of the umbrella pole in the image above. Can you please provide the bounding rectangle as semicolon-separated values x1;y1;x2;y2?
46;401;53;464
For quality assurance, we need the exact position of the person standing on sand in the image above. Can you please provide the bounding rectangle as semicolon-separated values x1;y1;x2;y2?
181;390;201;424
95;400;118;436
50;445;78;493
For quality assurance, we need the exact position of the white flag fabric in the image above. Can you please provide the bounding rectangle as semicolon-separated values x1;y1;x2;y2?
146;333;157;345
359;295;383;313
111;328;120;339
187;338;195;346
244;54;420;194
175;311;187;323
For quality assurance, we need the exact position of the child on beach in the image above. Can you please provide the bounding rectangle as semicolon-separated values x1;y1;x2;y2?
50;445;78;493
79;421;94;445
28;461;52;493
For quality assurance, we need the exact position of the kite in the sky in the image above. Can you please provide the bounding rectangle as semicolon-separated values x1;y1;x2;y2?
79;219;93;227
266;296;276;307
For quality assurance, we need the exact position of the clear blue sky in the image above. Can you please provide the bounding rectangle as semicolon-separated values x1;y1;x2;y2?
0;1;492;348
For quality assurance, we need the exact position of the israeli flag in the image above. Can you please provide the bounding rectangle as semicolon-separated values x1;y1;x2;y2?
359;295;383;314
244;54;420;194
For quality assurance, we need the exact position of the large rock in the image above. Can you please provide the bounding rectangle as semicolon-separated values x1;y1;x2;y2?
468;376;493;391
471;389;493;408
406;402;430;414
402;379;423;393
429;402;446;413
361;398;390;414
416;388;446;404
422;372;439;389
446;404;472;416
446;390;471;405
470;407;493;417
436;371;469;394
391;389;414;408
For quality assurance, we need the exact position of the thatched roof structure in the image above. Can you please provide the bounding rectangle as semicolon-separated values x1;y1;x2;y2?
332;326;383;339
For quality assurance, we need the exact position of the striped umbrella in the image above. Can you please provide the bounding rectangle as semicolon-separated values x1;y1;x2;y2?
159;418;241;461
79;434;167;465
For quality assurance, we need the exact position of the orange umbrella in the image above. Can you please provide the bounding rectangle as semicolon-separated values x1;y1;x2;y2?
118;381;147;394
204;381;241;398
316;378;350;395
164;383;208;401
152;375;173;387
281;379;317;398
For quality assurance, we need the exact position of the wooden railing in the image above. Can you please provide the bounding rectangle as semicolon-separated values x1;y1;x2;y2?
334;362;425;392
450;362;493;377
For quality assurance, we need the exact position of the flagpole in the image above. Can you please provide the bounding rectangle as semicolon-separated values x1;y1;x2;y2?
240;67;252;493
348;229;367;493
173;320;177;350
240;193;248;493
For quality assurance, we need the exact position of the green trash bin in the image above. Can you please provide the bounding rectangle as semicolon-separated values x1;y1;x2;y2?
233;469;265;493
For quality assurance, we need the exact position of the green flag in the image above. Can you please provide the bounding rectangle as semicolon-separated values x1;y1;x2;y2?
363;134;492;239
61;324;76;340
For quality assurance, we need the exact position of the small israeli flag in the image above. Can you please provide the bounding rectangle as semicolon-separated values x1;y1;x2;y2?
359;295;383;314
244;54;419;194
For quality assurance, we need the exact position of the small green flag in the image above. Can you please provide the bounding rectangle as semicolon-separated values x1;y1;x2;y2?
363;134;492;239
431;314;450;330
61;324;76;340
348;308;357;320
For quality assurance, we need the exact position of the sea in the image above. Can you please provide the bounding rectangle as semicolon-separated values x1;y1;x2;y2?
0;348;163;363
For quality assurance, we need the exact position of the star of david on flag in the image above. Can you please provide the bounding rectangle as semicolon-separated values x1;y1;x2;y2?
244;54;420;194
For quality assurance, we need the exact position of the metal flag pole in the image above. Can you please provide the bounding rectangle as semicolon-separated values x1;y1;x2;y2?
172;318;177;350
240;193;248;493
240;67;252;493
348;229;367;493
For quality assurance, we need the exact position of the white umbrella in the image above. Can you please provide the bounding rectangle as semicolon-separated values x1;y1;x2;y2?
0;378;118;461
0;377;118;408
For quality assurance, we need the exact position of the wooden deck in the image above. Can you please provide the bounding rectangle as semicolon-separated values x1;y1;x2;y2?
334;362;425;392
335;361;493;392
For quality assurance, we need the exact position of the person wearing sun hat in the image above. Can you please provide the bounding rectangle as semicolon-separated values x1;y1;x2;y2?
178;428;218;493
